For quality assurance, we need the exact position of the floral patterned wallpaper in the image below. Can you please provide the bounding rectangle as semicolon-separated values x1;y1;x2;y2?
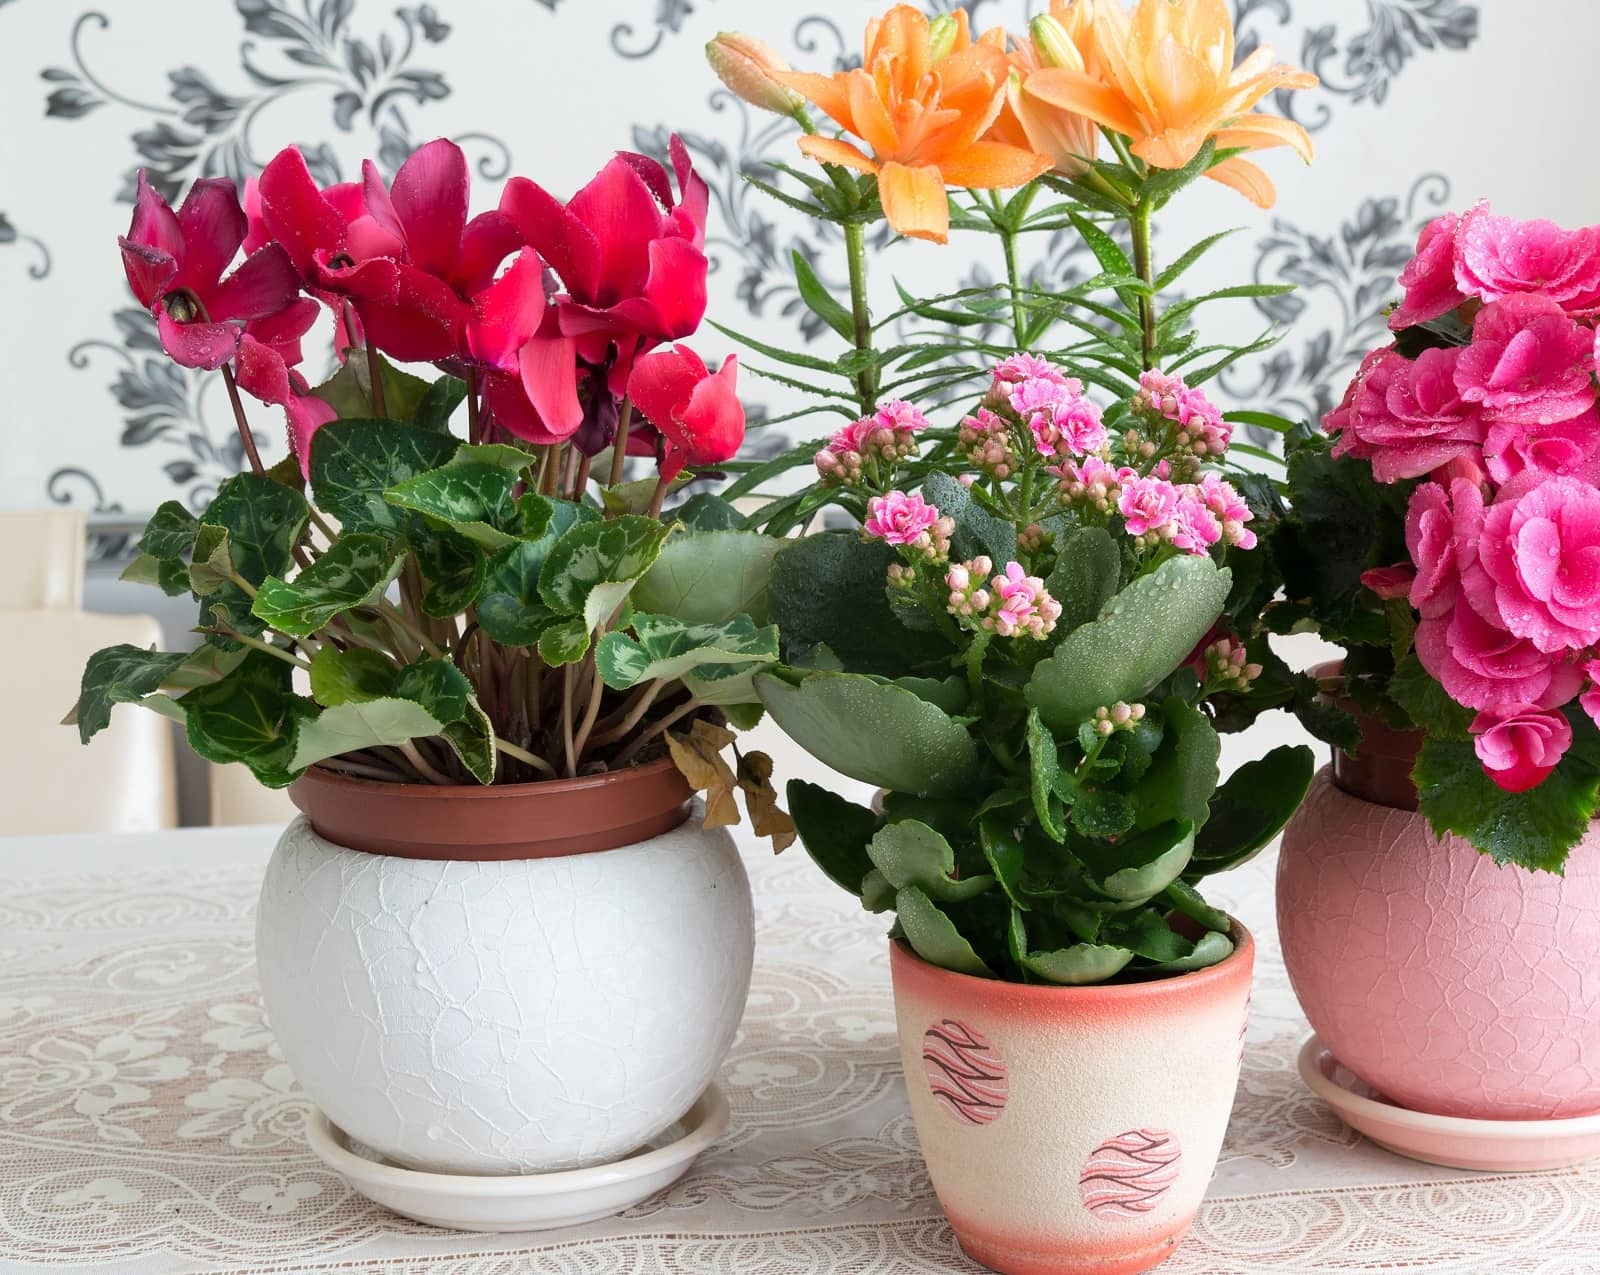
4;0;1572;552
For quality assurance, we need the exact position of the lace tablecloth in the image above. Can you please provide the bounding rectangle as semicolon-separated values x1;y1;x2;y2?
4;793;1600;1273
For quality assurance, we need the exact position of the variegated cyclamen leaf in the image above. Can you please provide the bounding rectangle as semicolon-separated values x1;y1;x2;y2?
537;615;592;667
183;651;313;788
594;612;778;691
74;645;191;743
188;524;235;597
289;657;475;773
308;419;461;536
474;500;589;646
251;533;403;637
137;500;201;561
384;462;524;550
538;515;672;634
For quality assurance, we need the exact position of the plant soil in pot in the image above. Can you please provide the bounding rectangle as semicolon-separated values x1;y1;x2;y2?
257;759;755;1174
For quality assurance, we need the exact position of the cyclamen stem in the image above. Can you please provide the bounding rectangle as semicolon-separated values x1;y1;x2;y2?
366;343;388;418
466;369;481;445
843;219;877;412
610;398;635;487
219;364;266;477
646;474;672;519
494;735;557;779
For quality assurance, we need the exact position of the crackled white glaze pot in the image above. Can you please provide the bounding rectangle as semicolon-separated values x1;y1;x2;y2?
892;928;1254;1275
256;759;754;1175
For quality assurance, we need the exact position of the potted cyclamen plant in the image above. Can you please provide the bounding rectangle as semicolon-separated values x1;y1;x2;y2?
70;136;790;1187
708;4;1316;1271
1267;201;1600;1140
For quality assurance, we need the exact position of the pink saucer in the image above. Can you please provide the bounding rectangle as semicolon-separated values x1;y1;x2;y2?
1298;1035;1600;1172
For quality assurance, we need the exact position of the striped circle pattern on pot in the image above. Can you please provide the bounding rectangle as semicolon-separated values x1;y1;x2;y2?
921;1019;1008;1125
1079;1128;1183;1218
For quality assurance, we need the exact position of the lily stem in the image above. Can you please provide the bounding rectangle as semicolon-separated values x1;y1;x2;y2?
1130;196;1157;370
843;219;876;413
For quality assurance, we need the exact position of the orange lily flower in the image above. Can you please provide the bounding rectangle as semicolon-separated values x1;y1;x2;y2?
984;2;1100;179
1023;0;1317;208
772;6;1052;244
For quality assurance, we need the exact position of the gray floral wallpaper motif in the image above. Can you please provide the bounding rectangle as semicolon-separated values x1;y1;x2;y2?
0;0;1522;537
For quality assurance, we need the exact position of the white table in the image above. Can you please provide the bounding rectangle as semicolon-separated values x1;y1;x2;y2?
3;805;1598;1273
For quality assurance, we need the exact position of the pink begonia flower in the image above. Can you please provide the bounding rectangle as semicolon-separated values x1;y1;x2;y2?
1009;377;1106;457
1453;294;1596;426
1415;594;1584;711
992;353;1067;388
1432;451;1489;487
864;491;941;545
1361;566;1416;600
1389;213;1465;330
1471;703;1573;793
1403;477;1484;619
501;136;709;432
1453;203;1600;314
1197;473;1256;548
625;345;744;480
119;171;300;370
1336;346;1484;482
1170;491;1222;554
987;561;1061;639
1325;345;1397;455
1484;409;1600;483
1118;475;1180;536
1468;475;1600;653
1580;659;1600;729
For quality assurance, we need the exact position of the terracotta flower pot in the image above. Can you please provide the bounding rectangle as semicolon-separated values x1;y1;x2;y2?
1277;683;1600;1119
255;759;754;1174
891;928;1254;1275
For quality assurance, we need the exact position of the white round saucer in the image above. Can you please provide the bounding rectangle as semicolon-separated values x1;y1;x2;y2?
1298;1035;1600;1172
306;1085;730;1232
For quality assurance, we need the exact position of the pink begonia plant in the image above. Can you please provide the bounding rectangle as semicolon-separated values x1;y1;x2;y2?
1327;203;1600;796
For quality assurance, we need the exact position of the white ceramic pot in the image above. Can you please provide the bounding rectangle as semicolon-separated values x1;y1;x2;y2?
256;767;753;1176
891;930;1254;1275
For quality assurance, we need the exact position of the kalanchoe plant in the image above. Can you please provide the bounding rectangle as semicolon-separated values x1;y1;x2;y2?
757;355;1313;982
1269;202;1600;872
70;138;792;845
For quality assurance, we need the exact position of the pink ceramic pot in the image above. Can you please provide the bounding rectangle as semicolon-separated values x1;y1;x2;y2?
1278;766;1600;1120
891;931;1253;1275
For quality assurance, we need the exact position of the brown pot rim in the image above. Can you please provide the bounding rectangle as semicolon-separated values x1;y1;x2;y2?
288;755;693;861
888;918;1255;1000
1310;659;1425;811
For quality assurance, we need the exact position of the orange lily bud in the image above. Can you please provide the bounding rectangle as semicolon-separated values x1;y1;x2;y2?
927;14;961;61
1029;14;1084;71
706;32;804;117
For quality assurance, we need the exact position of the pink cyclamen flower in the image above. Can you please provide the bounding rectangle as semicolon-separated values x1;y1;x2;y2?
1454;202;1600;314
1404;477;1485;619
1453;294;1596;426
1118;475;1180;536
1389;213;1465;330
1415;594;1584;711
1471;703;1573;794
864;491;941;546
1361;566;1417;600
1469;475;1600;653
987;562;1060;639
626;345;745;480
119;171;300;369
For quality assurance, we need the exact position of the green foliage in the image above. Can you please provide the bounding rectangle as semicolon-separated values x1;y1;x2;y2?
596;613;779;692
1045;527;1120;633
309;419;460;536
788;780;879;896
182;651;312;787
633;531;781;626
252;534;403;636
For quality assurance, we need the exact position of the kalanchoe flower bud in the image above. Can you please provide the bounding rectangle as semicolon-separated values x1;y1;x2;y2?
946;555;994;621
1092;701;1146;734
1017;522;1053;556
982;562;1062;640
706;32;806;116
1201;638;1262;694
957;407;1017;478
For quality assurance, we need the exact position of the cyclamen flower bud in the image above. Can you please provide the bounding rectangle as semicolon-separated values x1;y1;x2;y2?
706;32;805;116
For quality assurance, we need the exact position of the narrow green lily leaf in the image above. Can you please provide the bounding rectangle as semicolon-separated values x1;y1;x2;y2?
792;248;855;342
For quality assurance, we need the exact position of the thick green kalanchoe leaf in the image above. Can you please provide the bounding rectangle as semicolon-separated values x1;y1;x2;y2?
1019;937;1134;984
978;813;1029;910
1414;716;1600;873
923;470;1016;567
1026;709;1066;842
634;531;782;626
1189;744;1315;875
789;779;879;897
251;533;403;637
1027;554;1231;733
896;886;994;977
309;419;460;536
1134;697;1220;829
1045;526;1121;633
1079;819;1196;902
754;669;980;797
866;820;994;902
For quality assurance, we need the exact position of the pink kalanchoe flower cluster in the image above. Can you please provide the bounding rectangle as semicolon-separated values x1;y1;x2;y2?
1057;456;1131;513
991;352;1068;390
1091;701;1148;737
1132;369;1232;457
1009;375;1107;459
1115;473;1254;554
1332;204;1600;793
986;562;1062;639
1197;637;1264;694
863;490;952;560
956;406;1018;478
815;399;927;486
946;556;994;619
